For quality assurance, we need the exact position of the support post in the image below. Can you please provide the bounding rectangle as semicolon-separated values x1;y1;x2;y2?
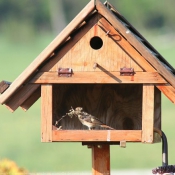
91;144;110;175
41;84;53;142
142;84;154;143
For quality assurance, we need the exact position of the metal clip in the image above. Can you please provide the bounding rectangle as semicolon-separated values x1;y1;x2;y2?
120;67;134;76
58;68;73;77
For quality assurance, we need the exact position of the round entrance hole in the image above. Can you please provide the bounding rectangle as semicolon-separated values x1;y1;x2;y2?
90;36;103;50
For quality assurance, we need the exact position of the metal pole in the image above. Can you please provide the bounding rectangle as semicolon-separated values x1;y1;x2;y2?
162;131;168;166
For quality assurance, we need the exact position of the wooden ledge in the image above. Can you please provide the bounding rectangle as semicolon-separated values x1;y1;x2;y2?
52;130;142;142
31;72;166;84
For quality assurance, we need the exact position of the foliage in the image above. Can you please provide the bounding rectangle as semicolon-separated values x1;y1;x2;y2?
0;0;175;42
113;0;175;32
0;0;50;30
0;159;28;175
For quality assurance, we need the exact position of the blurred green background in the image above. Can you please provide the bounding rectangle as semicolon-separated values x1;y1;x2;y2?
0;0;175;173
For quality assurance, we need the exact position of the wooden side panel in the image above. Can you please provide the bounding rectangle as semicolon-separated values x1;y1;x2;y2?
41;85;53;142
50;17;143;72
92;145;110;175
142;84;154;143
154;87;161;143
154;87;161;129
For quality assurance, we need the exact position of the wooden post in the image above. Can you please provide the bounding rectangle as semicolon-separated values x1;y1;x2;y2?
92;144;110;175
142;84;154;143
41;84;53;142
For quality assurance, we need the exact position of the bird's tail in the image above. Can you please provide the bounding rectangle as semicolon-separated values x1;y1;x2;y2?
100;124;115;130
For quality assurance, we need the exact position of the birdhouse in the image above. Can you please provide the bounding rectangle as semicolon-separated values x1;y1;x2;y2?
1;0;175;145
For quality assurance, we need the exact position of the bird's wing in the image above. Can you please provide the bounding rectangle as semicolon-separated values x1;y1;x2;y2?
80;114;94;123
80;112;105;125
90;116;104;125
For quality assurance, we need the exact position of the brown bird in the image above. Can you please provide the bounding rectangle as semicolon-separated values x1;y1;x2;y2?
77;112;114;130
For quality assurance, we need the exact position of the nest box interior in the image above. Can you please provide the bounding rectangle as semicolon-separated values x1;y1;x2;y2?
53;84;160;131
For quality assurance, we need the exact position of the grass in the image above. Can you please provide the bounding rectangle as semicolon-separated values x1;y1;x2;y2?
0;32;175;173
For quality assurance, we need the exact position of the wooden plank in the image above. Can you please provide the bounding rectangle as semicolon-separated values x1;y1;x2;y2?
157;84;175;104
142;84;154;143
92;144;110;175
52;130;142;142
20;86;41;111
31;71;167;84
153;87;161;143
5;84;39;112
96;1;175;89
0;0;95;105
41;84;53;142
0;81;11;94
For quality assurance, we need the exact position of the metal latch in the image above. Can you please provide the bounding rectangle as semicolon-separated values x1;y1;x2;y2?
58;68;73;77
120;67;134;76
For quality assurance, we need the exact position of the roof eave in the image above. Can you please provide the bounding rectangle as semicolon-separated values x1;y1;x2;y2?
0;0;96;105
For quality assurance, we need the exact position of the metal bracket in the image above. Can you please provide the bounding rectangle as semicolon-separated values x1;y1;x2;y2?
120;141;126;148
120;67;134;76
58;68;73;77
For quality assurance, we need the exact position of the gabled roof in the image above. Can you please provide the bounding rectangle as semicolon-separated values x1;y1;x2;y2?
1;0;175;112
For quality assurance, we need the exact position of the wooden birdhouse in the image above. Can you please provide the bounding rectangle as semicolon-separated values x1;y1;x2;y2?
1;0;175;146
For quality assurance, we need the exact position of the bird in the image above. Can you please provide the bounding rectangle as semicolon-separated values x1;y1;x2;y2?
77;112;114;130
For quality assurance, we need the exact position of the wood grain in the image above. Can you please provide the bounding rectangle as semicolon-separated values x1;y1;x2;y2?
31;71;167;84
52;130;142;142
142;84;154;143
98;17;155;72
50;17;143;72
41;85;53;142
53;84;143;130
92;144;110;175
40;14;99;72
